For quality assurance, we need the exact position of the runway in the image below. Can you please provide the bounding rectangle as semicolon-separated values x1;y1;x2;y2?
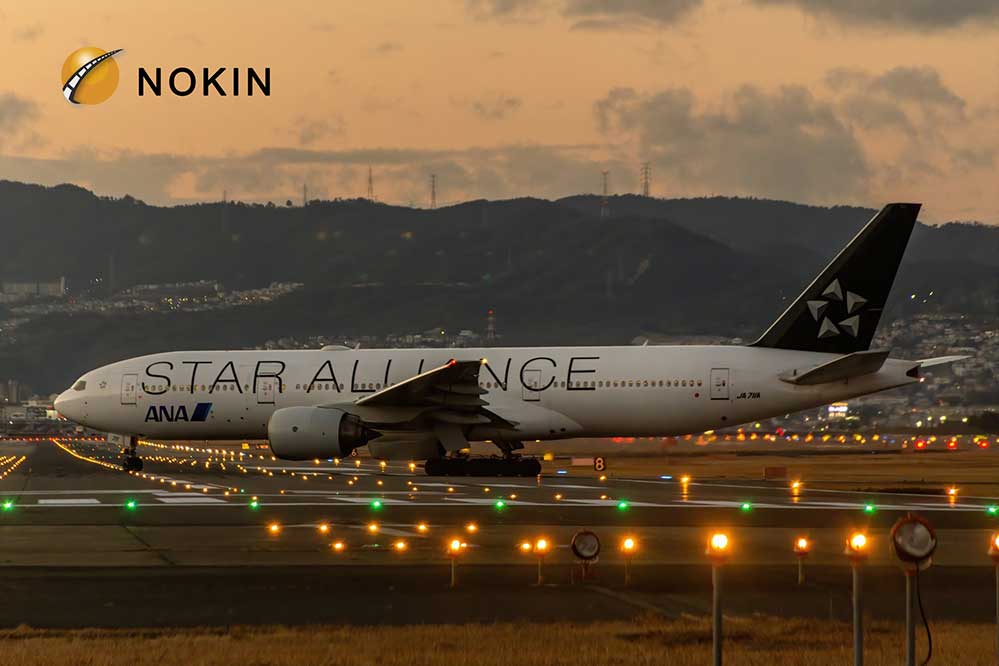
0;437;998;628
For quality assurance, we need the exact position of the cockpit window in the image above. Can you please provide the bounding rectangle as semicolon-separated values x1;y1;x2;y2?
73;380;87;391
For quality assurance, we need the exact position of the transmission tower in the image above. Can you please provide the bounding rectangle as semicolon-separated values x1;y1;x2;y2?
640;162;651;197
430;173;438;210
600;169;610;218
366;166;375;201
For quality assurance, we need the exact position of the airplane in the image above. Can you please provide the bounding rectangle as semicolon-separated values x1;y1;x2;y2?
55;203;966;476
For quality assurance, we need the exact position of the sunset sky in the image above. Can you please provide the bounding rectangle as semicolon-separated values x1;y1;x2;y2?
1;0;998;223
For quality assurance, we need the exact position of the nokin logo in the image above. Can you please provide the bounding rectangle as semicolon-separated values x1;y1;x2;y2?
61;47;123;105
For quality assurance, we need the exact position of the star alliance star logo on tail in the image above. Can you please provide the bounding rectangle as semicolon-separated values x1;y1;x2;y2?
807;278;869;339
61;47;123;105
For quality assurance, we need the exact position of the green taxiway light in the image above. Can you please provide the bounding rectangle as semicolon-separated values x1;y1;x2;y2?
616;501;630;511
371;499;383;510
987;505;998;516
2;500;13;512
863;504;876;514
249;500;260;510
125;499;137;511
494;500;506;510
740;502;753;512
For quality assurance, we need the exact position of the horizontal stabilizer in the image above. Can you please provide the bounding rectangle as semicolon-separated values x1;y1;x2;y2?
779;349;891;385
916;355;970;368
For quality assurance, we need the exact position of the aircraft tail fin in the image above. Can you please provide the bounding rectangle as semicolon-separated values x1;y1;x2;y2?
751;203;920;355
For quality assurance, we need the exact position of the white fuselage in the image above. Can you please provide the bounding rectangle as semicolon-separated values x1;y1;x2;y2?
55;345;917;459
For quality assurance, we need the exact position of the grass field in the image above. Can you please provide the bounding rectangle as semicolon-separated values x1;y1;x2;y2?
1;615;993;665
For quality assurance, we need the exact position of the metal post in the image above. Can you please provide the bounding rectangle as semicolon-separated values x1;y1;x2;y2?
712;564;723;666
450;558;457;588
905;571;915;666
853;563;863;666
625;557;631;587
537;556;544;586
995;565;998;666
797;557;805;586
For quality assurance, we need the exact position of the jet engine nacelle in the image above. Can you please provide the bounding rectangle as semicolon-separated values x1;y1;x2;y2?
267;407;377;460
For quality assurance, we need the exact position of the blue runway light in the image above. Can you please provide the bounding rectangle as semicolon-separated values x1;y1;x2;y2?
556;469;567;475
660;475;673;480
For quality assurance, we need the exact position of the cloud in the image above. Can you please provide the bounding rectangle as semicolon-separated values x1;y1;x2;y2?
372;41;403;55
826;66;965;136
464;0;701;27
466;93;523;119
295;115;346;146
0;92;39;149
749;0;999;30
594;84;870;202
464;0;547;20
564;0;702;29
12;23;43;41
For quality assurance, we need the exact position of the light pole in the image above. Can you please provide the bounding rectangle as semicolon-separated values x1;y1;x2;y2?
447;538;467;588
706;532;730;666
621;536;637;586
890;514;937;666
845;532;870;666
793;536;811;585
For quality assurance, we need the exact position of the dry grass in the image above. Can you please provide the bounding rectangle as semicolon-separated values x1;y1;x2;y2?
0;616;993;666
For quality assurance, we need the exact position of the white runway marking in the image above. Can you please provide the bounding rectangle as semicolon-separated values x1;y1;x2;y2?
37;498;101;505
154;496;228;504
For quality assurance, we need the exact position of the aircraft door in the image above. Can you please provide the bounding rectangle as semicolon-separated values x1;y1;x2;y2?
521;369;541;402
710;368;729;400
258;378;276;405
121;374;137;405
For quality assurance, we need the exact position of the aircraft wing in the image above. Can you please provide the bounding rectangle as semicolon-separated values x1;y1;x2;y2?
916;355;971;368
356;359;487;408
320;359;515;443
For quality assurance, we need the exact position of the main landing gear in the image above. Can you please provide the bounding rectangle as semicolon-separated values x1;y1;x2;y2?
424;455;541;477
121;441;143;472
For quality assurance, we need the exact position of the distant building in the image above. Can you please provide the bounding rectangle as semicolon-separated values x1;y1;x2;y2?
0;277;67;301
